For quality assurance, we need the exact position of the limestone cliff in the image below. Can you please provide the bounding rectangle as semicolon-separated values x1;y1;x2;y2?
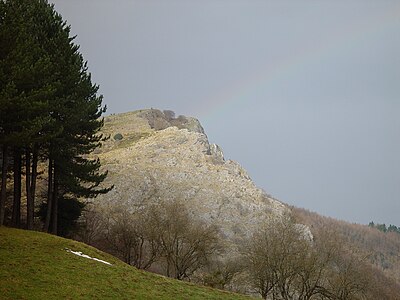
94;109;287;247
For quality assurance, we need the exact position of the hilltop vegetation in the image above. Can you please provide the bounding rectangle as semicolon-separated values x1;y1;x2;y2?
368;221;400;235
0;227;250;300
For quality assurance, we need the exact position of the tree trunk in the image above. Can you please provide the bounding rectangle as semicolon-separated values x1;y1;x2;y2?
30;144;38;228
11;147;22;228
26;145;38;230
166;259;170;278
0;144;8;226
26;149;33;229
44;158;53;232
51;163;58;235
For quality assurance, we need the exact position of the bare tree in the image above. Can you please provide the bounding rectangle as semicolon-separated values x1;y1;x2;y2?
154;199;220;280
100;204;161;270
243;215;308;299
244;215;375;300
76;203;105;245
325;248;372;300
198;257;244;290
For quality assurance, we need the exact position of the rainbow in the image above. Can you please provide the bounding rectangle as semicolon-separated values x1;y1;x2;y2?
197;4;400;121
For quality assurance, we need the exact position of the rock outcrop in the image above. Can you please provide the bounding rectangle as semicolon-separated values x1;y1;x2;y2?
94;109;287;248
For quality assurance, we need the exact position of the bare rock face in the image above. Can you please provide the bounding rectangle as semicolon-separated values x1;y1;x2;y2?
95;109;287;248
135;108;205;134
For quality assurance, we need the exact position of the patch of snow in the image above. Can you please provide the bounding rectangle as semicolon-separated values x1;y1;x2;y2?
65;248;112;265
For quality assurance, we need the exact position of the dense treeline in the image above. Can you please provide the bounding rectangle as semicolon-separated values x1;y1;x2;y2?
294;207;400;299
0;0;111;234
368;221;400;235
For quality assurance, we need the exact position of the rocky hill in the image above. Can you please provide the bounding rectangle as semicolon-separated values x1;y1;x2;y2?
93;109;287;247
55;108;399;296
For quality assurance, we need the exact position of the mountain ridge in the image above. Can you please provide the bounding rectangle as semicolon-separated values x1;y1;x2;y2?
92;109;400;290
93;109;288;246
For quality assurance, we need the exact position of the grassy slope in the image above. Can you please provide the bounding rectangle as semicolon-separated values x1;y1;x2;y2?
0;227;250;300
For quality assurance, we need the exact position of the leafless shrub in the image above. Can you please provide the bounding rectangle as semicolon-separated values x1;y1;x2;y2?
243;215;374;300
152;199;221;280
77;199;221;278
101;204;161;269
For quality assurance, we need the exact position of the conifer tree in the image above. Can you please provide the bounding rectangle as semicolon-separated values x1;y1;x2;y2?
38;4;112;234
0;0;55;227
0;0;111;233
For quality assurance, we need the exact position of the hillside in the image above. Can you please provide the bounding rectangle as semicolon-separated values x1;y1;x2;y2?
85;109;399;296
93;109;287;245
0;227;250;300
293;207;400;296
1;108;399;298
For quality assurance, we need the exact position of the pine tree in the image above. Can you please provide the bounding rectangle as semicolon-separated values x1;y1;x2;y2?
38;5;112;234
0;0;55;227
0;0;111;232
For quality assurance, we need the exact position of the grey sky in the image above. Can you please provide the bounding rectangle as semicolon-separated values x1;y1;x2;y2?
50;0;400;225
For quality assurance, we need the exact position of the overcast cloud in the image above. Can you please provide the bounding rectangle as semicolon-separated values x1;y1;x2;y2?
50;0;400;225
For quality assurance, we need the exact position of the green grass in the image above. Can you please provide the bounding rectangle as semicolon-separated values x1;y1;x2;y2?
113;132;152;149
0;227;250;300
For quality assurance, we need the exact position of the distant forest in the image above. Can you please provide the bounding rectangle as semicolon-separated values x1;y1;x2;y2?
368;222;400;235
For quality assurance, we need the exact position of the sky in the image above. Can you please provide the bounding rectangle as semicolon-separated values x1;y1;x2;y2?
50;0;400;225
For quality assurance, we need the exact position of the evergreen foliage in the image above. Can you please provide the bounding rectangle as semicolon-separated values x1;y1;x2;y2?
113;133;123;140
38;197;84;237
369;221;400;235
0;0;111;234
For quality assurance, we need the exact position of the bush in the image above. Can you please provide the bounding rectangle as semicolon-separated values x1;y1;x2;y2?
113;133;123;141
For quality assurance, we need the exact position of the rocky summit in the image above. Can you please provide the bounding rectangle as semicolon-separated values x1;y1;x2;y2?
93;109;287;247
